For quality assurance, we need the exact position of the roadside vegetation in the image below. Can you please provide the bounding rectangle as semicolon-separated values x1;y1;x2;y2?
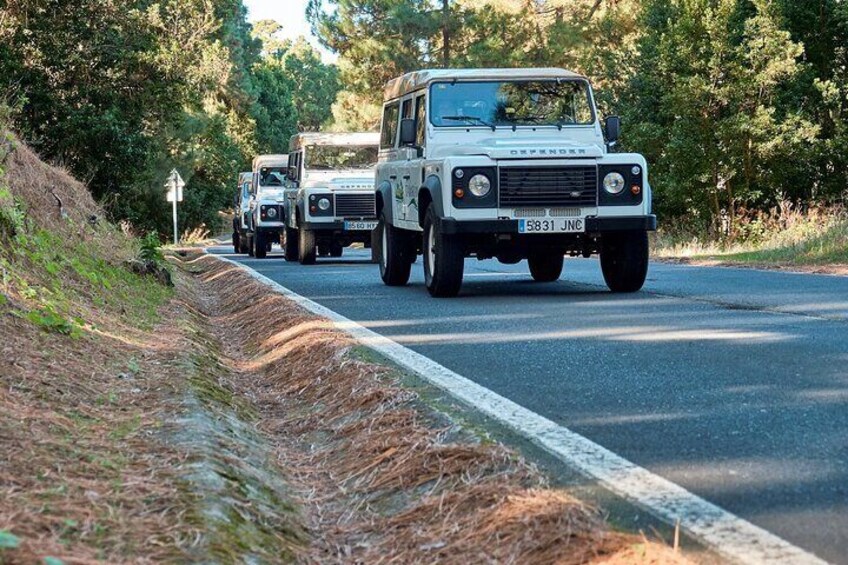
654;204;848;272
0;2;338;236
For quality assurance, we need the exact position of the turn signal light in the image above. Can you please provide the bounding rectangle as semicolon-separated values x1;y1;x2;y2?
310;205;317;213
454;188;465;199
631;185;641;195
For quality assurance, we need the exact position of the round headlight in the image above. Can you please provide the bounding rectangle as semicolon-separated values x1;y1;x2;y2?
318;197;331;211
266;207;278;218
603;172;626;195
468;174;491;197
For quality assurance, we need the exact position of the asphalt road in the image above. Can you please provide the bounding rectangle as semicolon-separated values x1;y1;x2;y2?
212;245;848;563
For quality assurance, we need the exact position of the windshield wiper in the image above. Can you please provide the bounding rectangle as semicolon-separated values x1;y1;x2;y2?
441;115;496;131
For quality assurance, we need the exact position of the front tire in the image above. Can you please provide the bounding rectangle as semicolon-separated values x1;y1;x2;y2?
423;205;464;297
528;254;563;282
232;231;240;254
299;228;316;265
254;230;267;259
247;234;255;257
600;231;649;292
376;213;412;286
284;227;298;261
330;242;343;258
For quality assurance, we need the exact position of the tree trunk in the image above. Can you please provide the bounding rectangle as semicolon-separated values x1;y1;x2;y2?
442;0;450;67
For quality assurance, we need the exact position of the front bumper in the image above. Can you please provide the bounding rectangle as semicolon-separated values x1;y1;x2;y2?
439;215;657;235
301;219;377;232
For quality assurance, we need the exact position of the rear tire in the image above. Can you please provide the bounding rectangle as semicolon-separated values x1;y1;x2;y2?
299;228;316;265
377;213;412;286
330;242;343;258
528;254;563;282
423;205;464;297
600;231;649;292
254;230;267;259
284;227;298;261
370;228;380;264
232;231;240;254
247;235;255;257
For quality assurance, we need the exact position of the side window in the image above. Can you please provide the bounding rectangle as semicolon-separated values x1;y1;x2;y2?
415;94;426;147
380;103;400;149
402;98;413;119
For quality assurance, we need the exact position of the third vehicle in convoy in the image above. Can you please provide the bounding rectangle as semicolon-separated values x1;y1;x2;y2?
247;154;288;259
282;132;380;264
374;67;657;297
232;171;252;254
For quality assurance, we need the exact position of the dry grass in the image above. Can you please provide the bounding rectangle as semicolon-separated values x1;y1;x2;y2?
655;203;848;274
3;136;102;233
0;135;199;562
176;251;691;564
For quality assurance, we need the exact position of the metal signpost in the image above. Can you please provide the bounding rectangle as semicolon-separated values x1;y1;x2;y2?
164;169;185;245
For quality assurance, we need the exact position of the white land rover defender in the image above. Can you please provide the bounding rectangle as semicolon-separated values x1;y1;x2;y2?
232;171;252;254
374;68;657;297
282;132;380;264
247;154;288;259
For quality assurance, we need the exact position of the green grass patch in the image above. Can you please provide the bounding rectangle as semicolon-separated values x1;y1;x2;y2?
2;224;173;335
655;207;848;268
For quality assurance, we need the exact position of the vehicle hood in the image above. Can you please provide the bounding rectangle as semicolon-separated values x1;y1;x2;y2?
430;137;604;160
255;189;287;203
302;173;374;191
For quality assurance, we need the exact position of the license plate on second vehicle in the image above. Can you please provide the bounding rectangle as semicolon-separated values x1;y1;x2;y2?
518;218;584;234
344;220;378;231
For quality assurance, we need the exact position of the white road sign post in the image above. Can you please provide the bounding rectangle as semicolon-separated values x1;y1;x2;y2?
164;169;185;245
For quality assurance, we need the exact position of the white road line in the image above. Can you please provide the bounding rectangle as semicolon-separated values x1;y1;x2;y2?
217;254;827;565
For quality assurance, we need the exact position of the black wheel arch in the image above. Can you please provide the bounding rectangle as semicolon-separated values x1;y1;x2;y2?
418;174;444;227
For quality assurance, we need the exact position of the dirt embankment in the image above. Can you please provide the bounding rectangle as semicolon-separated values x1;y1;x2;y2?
171;250;686;564
0;132;685;563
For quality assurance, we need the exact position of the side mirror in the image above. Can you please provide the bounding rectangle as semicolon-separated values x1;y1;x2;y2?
399;118;416;146
233;194;239;207
604;116;621;146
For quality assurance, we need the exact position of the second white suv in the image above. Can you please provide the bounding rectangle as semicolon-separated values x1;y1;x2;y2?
283;133;379;264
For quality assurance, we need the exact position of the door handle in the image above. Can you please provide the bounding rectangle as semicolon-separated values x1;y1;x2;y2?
389;175;397;180
402;175;411;180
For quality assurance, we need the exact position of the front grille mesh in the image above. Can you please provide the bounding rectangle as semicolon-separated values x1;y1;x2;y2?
499;166;598;207
335;193;376;218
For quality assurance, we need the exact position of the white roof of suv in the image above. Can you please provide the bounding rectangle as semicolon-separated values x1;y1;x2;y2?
289;132;379;150
252;154;288;171
384;67;587;101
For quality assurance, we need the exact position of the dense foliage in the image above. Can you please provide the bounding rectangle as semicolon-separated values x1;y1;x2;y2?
0;1;338;235
2;1;846;236
308;0;848;233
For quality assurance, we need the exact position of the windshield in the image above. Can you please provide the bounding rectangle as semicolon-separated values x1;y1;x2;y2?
430;80;595;128
306;145;378;170
258;187;286;199
259;166;286;187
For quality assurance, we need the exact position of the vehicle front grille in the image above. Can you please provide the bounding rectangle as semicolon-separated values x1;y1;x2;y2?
335;193;376;218
499;166;598;207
